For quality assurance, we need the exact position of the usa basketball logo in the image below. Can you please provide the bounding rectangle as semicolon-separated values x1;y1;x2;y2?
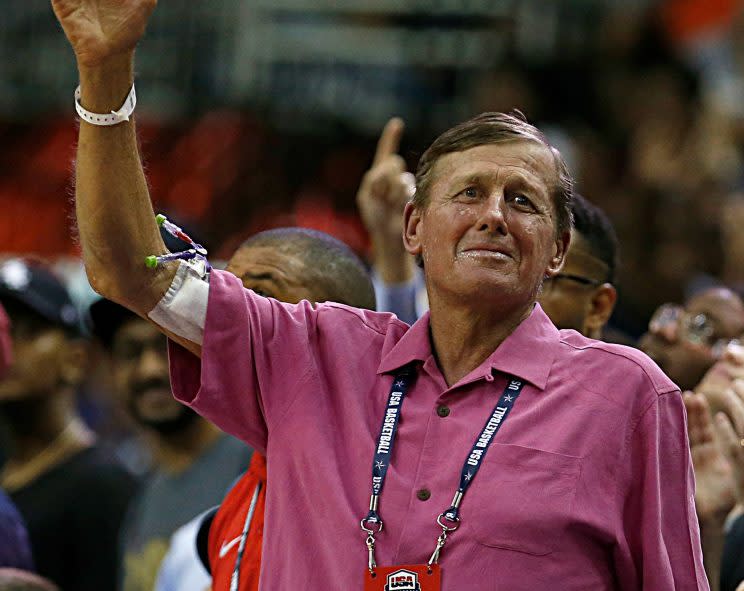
384;569;421;590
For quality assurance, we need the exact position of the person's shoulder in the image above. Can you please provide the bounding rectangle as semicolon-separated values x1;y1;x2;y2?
70;445;140;492
557;329;678;396
316;302;410;338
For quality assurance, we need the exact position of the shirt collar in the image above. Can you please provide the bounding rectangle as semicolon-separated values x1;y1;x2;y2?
377;303;559;390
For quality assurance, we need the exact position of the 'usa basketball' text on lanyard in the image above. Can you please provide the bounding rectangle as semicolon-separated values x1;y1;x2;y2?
360;367;525;590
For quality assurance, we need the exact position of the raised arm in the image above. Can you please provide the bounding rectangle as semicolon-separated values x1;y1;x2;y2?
356;117;416;286
52;0;176;315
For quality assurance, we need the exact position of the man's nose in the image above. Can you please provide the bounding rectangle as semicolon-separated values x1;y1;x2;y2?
136;346;167;378
475;191;508;235
651;320;679;343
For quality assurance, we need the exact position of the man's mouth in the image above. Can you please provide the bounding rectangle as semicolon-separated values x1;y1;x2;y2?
460;245;513;259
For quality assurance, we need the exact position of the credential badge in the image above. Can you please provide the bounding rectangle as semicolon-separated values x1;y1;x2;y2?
385;568;421;591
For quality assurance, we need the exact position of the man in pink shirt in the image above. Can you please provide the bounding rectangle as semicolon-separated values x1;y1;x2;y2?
52;1;708;588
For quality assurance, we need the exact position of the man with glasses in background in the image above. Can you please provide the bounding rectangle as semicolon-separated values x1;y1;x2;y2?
640;287;744;392
642;290;744;589
537;193;618;340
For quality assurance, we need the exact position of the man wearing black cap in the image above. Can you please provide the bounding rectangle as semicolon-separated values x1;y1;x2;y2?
0;258;138;591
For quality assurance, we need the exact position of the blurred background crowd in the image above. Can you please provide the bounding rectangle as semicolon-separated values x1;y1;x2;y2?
4;0;744;335
3;0;744;589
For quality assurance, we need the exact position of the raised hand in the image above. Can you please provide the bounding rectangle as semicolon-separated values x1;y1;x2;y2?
685;392;738;522
712;380;744;505
356;118;416;283
51;0;157;68
697;343;744;419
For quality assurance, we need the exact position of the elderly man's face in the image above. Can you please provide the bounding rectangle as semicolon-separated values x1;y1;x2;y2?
405;141;568;309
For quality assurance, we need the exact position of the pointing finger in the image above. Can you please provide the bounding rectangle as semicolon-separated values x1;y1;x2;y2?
373;117;404;167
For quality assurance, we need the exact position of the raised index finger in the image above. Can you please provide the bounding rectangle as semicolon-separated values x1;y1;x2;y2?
373;117;404;167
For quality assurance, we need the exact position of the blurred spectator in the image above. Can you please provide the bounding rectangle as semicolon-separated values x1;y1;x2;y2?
0;490;33;571
0;300;34;573
0;569;58;591
685;344;744;590
89;298;252;591
189;227;376;591
640;286;744;391
0;259;137;591
539;194;619;340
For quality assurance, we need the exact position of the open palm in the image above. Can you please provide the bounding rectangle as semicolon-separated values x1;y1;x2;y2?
685;392;738;521
51;0;157;67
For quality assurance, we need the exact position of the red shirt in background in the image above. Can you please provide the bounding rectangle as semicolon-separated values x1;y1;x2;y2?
208;453;266;591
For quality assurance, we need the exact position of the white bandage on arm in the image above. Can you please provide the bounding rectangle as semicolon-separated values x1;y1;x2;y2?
148;260;209;345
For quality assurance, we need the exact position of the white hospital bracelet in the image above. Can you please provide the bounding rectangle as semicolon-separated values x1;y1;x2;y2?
74;84;137;126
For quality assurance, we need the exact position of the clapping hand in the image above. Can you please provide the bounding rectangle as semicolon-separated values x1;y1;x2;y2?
685;392;739;522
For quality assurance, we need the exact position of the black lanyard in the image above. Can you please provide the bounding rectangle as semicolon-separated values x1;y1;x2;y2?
361;367;526;572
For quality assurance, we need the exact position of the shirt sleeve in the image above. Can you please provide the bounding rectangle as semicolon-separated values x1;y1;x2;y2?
372;271;419;325
168;270;328;454
612;390;710;590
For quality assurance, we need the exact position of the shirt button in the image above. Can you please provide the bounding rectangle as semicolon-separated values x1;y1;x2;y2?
436;405;450;417
416;489;431;501
484;373;495;382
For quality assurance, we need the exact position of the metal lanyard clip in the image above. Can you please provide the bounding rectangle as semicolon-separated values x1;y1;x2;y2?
427;513;460;568
366;532;377;574
361;505;384;576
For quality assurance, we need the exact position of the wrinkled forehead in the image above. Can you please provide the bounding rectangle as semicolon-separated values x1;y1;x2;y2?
427;140;558;196
226;245;306;277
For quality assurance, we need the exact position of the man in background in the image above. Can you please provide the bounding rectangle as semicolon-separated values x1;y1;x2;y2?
158;227;376;591
0;259;137;591
90;295;252;591
0;303;34;573
640;286;744;392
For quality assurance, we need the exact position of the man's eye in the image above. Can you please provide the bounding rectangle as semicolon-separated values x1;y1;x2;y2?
459;187;478;199
511;193;534;209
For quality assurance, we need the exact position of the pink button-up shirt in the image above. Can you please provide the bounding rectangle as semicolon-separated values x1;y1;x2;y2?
169;270;708;590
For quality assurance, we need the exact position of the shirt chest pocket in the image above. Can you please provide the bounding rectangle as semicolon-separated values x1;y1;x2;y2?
462;443;581;556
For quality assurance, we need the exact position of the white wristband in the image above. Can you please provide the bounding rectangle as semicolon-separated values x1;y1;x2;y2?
74;84;137;126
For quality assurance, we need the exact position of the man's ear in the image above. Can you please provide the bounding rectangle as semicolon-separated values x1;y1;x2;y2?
545;230;571;278
403;202;423;258
584;284;618;337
